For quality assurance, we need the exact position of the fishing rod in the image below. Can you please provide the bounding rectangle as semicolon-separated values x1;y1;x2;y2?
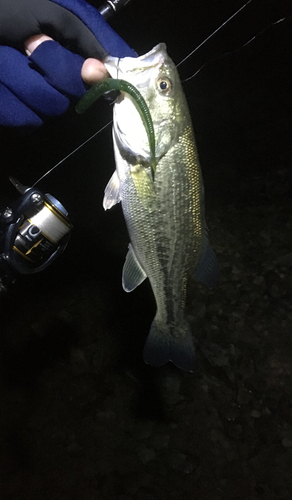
99;0;133;19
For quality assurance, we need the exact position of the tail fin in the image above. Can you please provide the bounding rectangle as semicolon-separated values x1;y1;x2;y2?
143;318;195;372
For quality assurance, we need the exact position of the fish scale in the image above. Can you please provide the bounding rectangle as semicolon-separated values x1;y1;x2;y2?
103;43;218;371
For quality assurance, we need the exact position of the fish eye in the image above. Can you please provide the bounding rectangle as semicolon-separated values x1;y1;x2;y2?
157;77;172;94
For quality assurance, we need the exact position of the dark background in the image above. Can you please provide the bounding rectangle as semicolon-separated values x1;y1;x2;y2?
1;1;292;499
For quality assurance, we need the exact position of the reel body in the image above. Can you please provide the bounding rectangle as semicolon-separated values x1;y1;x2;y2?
0;178;73;293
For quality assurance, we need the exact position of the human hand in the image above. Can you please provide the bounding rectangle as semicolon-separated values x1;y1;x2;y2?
0;0;136;127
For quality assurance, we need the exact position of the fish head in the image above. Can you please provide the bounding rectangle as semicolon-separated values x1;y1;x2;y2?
104;43;186;164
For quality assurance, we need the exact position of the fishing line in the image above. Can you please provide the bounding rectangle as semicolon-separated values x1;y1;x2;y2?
176;0;253;68
181;16;289;82
33;119;112;186
33;0;289;185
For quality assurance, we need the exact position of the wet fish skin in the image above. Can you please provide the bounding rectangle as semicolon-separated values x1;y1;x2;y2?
103;43;218;371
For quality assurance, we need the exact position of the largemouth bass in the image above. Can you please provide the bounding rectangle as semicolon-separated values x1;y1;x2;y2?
92;43;218;371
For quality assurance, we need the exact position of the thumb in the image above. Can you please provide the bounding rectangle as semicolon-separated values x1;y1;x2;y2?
81;58;109;85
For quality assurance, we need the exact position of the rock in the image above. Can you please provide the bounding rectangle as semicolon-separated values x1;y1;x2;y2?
159;373;184;406
250;410;261;419
96;410;116;420
253;275;265;285
276;253;292;267
82;460;98;479
281;438;292;449
169;451;195;474
137;445;157;464
149;434;170;450
135;421;154;440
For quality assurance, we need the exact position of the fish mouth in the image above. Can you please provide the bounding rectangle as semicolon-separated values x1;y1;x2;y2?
104;43;168;78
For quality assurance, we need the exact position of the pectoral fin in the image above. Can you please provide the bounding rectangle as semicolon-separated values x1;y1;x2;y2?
194;240;219;288
103;170;121;210
131;164;155;205
122;244;147;292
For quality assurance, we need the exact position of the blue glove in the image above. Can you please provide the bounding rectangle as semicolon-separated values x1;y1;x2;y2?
0;0;136;127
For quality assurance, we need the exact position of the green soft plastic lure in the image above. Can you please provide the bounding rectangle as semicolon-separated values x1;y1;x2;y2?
76;78;156;174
